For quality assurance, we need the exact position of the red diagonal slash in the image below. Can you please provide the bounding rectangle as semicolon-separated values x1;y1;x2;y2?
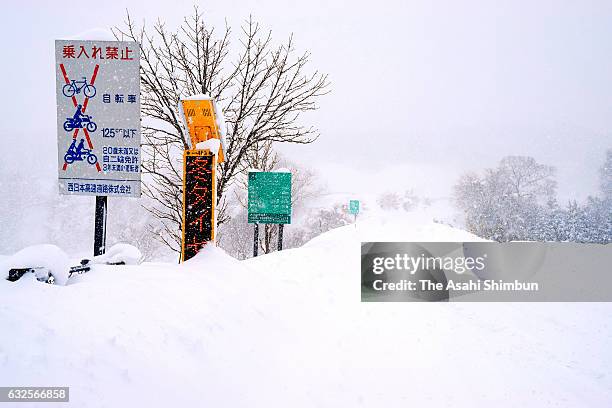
82;65;99;113
62;128;79;171
59;64;78;108
60;64;101;172
83;128;102;172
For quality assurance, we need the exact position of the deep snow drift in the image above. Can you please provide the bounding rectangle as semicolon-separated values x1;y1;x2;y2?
1;214;611;407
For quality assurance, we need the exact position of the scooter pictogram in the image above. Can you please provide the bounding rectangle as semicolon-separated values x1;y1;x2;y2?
64;105;97;132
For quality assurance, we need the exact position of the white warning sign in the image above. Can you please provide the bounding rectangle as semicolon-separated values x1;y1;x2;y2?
55;40;141;197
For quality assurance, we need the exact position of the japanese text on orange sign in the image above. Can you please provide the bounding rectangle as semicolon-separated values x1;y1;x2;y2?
181;150;217;262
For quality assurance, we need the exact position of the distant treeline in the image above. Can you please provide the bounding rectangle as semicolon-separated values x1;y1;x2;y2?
454;152;611;243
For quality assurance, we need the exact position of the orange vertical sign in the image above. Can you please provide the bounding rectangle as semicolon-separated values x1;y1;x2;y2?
181;99;225;163
181;150;217;262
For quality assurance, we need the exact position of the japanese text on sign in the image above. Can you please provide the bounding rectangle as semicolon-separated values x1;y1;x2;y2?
55;40;141;197
181;150;217;262
248;172;292;224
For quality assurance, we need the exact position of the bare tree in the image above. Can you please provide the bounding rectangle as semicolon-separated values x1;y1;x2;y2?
114;8;330;252
227;140;321;255
454;156;556;241
496;156;556;203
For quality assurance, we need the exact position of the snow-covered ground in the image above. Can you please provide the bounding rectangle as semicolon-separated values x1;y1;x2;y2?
1;213;611;407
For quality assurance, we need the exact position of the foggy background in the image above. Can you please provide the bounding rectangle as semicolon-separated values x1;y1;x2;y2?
1;0;611;255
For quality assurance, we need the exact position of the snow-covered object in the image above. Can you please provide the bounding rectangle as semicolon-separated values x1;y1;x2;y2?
196;139;221;157
0;244;71;285
65;28;116;41
181;94;214;101
273;167;291;173
212;99;227;145
93;243;142;265
0;214;610;407
182;243;239;267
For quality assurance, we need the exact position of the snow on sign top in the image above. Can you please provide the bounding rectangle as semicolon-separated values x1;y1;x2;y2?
55;40;141;198
65;28;116;41
182;94;214;101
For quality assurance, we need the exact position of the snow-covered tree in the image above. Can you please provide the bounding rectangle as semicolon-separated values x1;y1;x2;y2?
377;192;401;210
581;197;611;243
115;8;330;253
454;152;612;243
402;189;420;211
578;150;612;243
497;156;557;203
454;156;556;241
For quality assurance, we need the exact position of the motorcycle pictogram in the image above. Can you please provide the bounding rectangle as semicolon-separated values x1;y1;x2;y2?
64;138;98;165
64;105;97;132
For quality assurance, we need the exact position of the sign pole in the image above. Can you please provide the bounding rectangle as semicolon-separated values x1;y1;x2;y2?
278;224;284;251
253;223;259;257
56;40;141;260
93;195;107;256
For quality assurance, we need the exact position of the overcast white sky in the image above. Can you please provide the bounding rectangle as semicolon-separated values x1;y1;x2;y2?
2;0;611;200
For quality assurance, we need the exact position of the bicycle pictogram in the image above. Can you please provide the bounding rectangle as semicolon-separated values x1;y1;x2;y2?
62;76;96;98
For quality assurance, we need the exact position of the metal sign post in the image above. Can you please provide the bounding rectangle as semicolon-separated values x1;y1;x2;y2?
277;224;284;251
55;40;141;256
93;196;107;256
253;224;259;257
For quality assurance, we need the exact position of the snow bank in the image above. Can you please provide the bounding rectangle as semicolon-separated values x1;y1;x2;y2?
93;243;142;265
183;243;234;265
0;244;71;285
0;214;611;407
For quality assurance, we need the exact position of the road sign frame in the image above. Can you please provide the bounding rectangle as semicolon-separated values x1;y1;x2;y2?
55;40;141;197
349;200;360;215
247;172;292;225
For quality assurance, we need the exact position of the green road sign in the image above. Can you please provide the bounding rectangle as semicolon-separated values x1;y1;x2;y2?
248;171;292;224
349;200;360;215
